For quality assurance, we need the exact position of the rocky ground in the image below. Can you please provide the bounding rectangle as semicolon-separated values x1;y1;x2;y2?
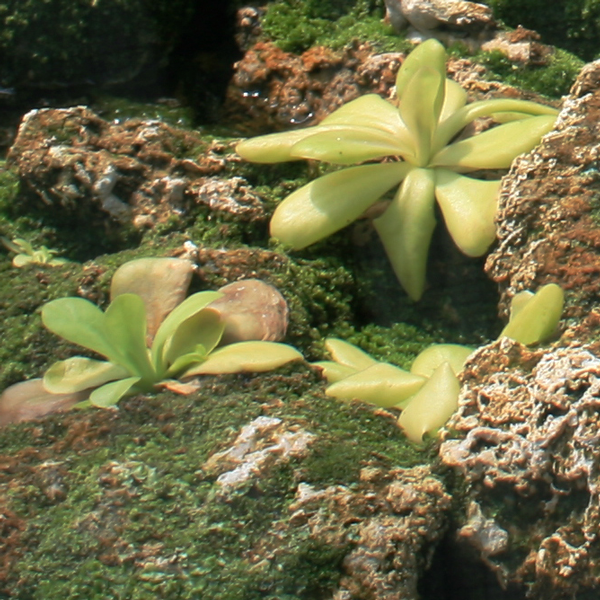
1;1;600;599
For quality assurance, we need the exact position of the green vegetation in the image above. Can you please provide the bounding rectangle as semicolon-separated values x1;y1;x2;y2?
261;0;412;53
0;364;426;598
484;0;600;61
237;39;558;300
477;47;584;98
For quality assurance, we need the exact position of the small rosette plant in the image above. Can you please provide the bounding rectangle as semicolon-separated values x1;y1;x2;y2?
237;39;559;300
0;258;302;423
316;283;564;443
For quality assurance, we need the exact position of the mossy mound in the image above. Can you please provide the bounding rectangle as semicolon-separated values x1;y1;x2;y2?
0;364;428;599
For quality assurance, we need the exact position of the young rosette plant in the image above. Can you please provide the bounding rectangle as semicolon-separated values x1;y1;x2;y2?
237;39;559;300
315;283;565;443
35;258;302;411
1;236;69;267
314;338;473;443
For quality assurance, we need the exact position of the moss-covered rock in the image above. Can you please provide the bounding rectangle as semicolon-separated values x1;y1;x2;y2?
0;364;450;599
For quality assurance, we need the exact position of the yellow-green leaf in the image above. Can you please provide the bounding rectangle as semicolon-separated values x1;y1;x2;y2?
374;168;437;301
270;161;411;249
44;357;129;394
500;283;564;346
326;362;425;408
183;341;303;376
324;338;378;371
398;362;461;443
434;169;500;256
410;344;473;378
290;125;414;165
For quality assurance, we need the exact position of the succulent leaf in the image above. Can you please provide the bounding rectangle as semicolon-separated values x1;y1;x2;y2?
395;38;446;98
43;357;129;394
320;94;412;141
290;125;415;165
325;362;426;408
184;341;303;376
104;294;154;380
432;115;557;171
410;344;473;378
399;66;445;166
270;161;411;249
324;338;379;371
374;168;437;301
151;290;223;367
500;283;564;345
89;376;142;408
398;362;461;443
41;297;120;364
313;360;357;383
161;307;224;376
236;128;320;163
434;169;500;256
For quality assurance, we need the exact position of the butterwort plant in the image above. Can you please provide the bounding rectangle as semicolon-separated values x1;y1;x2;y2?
0;257;302;423
237;39;559;300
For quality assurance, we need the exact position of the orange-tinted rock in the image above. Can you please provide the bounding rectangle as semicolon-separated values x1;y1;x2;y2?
486;60;600;343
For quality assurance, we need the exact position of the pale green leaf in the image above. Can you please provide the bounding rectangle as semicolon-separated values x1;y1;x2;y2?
434;169;500;256
410;344;473;378
312;361;357;383
433;99;558;153
236;128;322;163
161;308;224;376
399;66;445;166
500;283;564;345
290;124;415;165
440;79;467;122
320;94;412;141
89;376;142;408
270;161;411;249
165;350;208;378
12;255;32;267
509;290;534;319
43;357;129;393
431;115;557;171
104;294;155;380
374;168;437;301
398;362;461;443
324;338;378;371
151;290;223;367
396;38;446;98
326;362;426;408
183;341;303;376
41;297;119;362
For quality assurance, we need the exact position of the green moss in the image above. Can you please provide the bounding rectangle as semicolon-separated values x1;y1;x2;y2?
476;47;584;98
0;364;426;598
261;0;412;54
484;0;600;61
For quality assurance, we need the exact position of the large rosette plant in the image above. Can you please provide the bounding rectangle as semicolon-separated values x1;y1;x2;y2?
237;39;559;300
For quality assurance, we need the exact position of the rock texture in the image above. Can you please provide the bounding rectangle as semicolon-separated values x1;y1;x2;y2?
7;106;264;234
486;59;600;345
225;41;556;134
439;60;600;598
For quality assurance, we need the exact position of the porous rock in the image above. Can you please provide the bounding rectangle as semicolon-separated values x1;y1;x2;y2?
6;106;263;234
486;59;600;344
440;339;600;597
226;41;555;134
